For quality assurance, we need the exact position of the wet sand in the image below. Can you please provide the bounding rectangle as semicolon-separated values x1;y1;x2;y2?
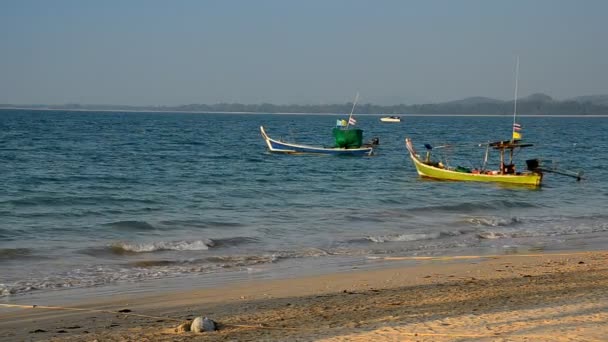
1;251;606;341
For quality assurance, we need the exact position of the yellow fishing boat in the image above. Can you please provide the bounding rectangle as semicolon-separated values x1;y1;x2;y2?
404;58;582;186
403;56;544;186
405;138;543;186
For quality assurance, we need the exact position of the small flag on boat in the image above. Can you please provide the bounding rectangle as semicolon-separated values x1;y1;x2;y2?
348;117;357;126
512;122;522;140
512;131;522;140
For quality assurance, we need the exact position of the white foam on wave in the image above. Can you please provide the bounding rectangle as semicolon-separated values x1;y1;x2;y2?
477;231;508;239
111;239;214;253
367;232;441;243
465;216;519;227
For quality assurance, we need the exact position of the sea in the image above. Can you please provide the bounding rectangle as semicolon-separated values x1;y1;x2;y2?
1;110;607;303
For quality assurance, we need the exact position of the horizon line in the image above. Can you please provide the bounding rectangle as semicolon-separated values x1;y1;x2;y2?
2;107;608;118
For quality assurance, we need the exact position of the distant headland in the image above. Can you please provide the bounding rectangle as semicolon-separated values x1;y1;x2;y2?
2;93;608;115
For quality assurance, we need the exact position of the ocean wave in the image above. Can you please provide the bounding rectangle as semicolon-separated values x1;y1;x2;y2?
563;213;608;222
377;198;406;205
157;219;210;228
128;247;328;269
477;220;608;240
128;260;180;267
413;200;540;213
344;215;385;223
110;239;214;253
157;219;246;229
103;220;156;230
205;254;278;266
1;195;158;207
79;236;258;257
175;140;206;145
0;264;213;297
272;247;333;259
521;221;608;238
0;248;33;261
477;231;508;239
365;229;470;243
464;216;520;227
366;232;441;243
211;236;260;247
0;247;335;297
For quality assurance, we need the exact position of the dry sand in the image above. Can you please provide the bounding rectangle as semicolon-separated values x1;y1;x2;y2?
1;251;606;341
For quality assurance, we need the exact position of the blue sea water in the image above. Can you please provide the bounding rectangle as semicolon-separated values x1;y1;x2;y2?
1;110;607;299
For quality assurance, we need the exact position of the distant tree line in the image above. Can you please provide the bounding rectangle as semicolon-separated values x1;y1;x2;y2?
2;97;608;115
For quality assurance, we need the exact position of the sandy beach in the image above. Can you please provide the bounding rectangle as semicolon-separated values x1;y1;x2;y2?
1;251;606;342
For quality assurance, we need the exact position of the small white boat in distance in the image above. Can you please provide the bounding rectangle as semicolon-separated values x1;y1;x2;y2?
380;116;401;123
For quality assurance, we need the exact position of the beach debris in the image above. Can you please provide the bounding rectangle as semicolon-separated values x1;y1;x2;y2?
203;317;217;331
29;329;47;333
191;317;204;333
175;322;191;333
118;309;132;313
191;316;217;333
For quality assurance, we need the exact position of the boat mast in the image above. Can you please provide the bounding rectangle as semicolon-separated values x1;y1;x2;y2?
346;92;359;129
511;56;519;143
502;56;520;173
482;143;490;171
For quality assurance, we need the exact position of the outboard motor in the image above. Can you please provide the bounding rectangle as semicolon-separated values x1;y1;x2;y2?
526;159;540;171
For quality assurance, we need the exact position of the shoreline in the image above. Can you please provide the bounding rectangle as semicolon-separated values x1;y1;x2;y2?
1;250;606;341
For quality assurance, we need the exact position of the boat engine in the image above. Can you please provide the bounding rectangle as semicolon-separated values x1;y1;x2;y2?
526;159;540;171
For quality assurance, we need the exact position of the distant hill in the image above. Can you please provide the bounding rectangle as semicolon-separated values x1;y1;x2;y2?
402;92;606;115
520;93;554;103
443;96;505;106
2;93;608;115
570;95;608;106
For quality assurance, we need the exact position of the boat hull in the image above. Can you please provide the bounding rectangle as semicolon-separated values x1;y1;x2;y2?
260;126;374;156
405;138;542;186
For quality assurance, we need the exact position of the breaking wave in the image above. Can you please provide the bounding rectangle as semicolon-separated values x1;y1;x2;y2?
0;247;337;297
365;230;468;243
464;216;521;227
476;231;508;239
78;236;259;257
110;239;214;253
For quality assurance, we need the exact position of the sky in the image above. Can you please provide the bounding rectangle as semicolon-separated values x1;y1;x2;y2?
1;0;607;106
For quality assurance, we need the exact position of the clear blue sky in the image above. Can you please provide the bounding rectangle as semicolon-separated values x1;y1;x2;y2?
1;0;607;105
